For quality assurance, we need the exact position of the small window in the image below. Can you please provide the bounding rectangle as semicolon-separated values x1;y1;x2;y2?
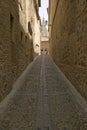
10;14;14;42
25;36;27;43
21;31;23;43
28;21;32;35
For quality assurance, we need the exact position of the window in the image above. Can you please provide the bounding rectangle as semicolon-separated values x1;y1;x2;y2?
28;21;32;35
21;31;23;43
10;14;14;42
25;36;27;43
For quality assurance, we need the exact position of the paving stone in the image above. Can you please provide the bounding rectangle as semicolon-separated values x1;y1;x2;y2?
0;55;87;130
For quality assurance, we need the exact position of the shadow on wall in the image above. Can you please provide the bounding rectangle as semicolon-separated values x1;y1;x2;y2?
0;0;33;101
49;0;87;100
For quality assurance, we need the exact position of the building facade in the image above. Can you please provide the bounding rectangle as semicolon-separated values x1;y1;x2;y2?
19;0;41;57
0;0;40;101
28;0;41;57
49;0;87;99
41;18;49;54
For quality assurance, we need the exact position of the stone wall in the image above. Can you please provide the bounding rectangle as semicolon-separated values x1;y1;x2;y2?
49;0;87;99
33;14;41;56
0;0;33;101
32;1;41;57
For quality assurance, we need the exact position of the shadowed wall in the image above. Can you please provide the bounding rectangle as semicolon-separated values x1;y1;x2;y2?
49;0;87;99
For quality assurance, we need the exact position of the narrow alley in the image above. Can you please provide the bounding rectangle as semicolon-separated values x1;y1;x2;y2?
0;55;87;129
0;0;87;129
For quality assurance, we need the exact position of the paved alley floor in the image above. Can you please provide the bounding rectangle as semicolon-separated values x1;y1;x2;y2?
0;55;87;130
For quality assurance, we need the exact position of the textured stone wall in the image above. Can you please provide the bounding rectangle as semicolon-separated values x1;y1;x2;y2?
49;0;87;99
33;14;41;56
0;0;33;101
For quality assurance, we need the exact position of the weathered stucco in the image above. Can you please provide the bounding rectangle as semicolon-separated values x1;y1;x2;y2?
49;0;87;99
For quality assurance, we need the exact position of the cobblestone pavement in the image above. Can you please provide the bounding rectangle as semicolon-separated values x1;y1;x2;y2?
0;55;87;130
